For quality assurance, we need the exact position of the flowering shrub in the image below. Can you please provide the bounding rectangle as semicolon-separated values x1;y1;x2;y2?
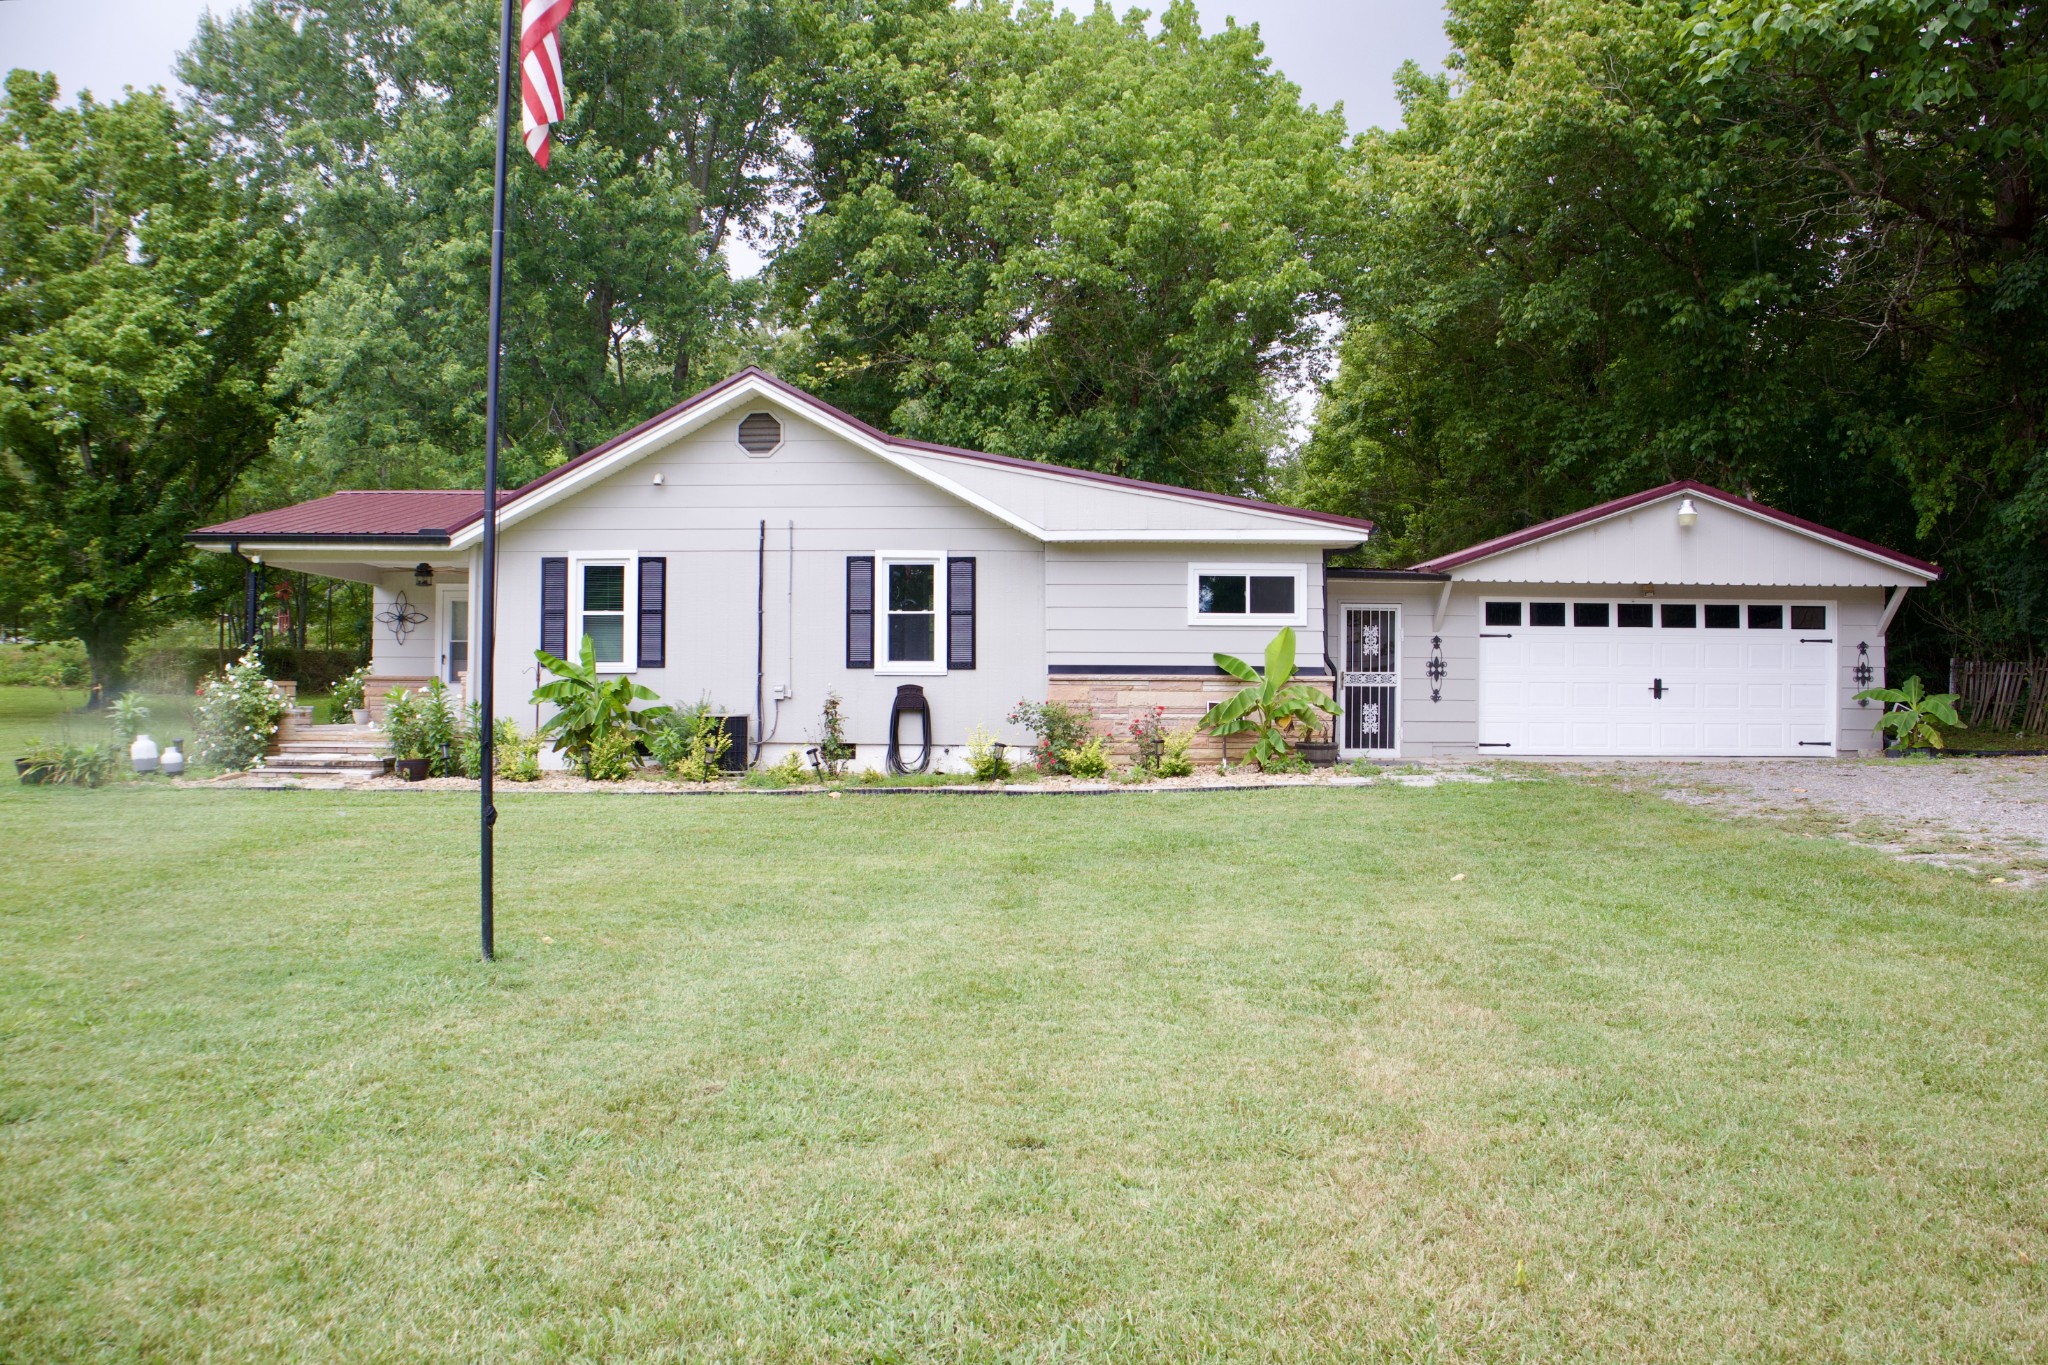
1127;705;1167;749
193;649;285;771
1007;699;1092;774
333;664;372;714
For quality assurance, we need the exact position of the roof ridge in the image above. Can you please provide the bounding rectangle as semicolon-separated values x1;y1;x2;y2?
1408;479;1939;577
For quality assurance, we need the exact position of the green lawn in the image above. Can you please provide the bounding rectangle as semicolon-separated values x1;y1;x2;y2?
2;692;2045;1360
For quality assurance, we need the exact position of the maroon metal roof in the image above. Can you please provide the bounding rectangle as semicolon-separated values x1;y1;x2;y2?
190;490;512;542
1407;480;1941;578
188;368;1374;543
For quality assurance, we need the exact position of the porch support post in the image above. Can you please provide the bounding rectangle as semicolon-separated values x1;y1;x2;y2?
1877;585;1910;636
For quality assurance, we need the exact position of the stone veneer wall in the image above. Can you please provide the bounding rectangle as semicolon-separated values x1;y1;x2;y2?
1046;673;1337;767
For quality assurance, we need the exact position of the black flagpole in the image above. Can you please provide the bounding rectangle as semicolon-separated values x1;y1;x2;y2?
479;0;516;962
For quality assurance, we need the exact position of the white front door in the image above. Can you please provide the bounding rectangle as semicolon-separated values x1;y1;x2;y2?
1478;598;1835;756
1338;604;1400;756
438;588;469;686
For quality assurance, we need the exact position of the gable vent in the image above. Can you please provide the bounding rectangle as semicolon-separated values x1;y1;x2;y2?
737;411;782;454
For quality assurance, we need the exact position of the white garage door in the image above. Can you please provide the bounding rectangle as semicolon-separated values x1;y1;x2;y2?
1478;598;1837;756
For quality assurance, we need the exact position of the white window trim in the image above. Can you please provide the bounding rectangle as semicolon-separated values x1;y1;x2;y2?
434;581;471;690
876;553;947;676
571;555;636;673
1186;562;1309;627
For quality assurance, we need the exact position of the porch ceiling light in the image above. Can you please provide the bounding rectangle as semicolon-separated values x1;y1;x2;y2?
1676;497;1698;529
414;562;435;587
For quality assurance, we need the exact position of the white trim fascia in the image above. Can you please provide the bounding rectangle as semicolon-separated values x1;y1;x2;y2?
449;375;1048;548
1045;529;1364;546
1445;491;1937;584
192;539;466;558
904;448;1372;544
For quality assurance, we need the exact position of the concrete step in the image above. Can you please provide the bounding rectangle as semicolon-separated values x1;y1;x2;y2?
263;752;390;773
274;741;387;756
278;723;382;740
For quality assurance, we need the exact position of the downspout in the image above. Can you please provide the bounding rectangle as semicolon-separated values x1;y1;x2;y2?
1319;549;1340;682
753;519;766;765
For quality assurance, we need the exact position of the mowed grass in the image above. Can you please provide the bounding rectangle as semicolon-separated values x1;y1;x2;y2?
2;697;2046;1360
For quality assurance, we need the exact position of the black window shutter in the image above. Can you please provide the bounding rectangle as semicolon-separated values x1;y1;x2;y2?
637;557;666;668
947;557;976;670
540;557;568;658
846;556;874;668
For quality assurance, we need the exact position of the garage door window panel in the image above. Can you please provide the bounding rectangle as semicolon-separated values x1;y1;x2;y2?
1661;604;1698;629
1484;601;1522;627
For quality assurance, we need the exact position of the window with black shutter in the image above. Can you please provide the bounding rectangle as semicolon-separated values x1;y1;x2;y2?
846;556;875;668
947;557;976;670
540;557;568;658
637;557;666;668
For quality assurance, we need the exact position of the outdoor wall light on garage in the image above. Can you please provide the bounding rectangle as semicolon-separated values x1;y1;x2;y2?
414;562;435;587
1676;497;1699;528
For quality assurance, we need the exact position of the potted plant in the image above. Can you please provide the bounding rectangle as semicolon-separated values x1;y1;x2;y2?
335;665;372;725
383;687;430;780
1297;714;1339;768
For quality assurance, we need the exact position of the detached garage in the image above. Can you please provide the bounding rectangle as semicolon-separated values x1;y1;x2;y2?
1323;482;1940;759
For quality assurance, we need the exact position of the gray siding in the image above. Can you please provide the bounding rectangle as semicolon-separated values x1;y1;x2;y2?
1046;546;1329;672
493;410;1046;761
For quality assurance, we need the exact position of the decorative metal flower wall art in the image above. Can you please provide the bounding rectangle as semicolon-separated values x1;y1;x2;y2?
1428;635;1447;703
1854;642;1873;702
377;591;428;645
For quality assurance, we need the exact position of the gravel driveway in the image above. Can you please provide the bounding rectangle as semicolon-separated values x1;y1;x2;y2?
1571;755;2048;887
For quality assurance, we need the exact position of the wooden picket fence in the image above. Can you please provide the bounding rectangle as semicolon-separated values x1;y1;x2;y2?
1949;658;2048;733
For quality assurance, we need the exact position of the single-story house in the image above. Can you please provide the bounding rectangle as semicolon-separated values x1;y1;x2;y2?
189;368;1939;766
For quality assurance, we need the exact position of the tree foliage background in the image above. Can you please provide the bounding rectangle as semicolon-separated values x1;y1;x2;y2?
1287;0;2046;663
3;0;2042;681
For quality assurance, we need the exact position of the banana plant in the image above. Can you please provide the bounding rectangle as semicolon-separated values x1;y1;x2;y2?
531;635;670;764
1199;627;1341;768
1855;675;1962;751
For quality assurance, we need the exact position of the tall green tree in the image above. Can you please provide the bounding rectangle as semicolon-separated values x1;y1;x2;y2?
182;0;804;496
0;73;298;697
1290;0;2046;658
776;0;1350;493
1689;0;2048;652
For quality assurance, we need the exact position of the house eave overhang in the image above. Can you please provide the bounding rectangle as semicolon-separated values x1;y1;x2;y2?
187;533;455;551
1409;481;1941;583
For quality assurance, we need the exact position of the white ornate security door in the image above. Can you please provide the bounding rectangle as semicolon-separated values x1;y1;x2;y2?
1341;605;1400;756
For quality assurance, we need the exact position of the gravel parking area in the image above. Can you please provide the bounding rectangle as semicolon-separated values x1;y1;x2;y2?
1579;755;2048;887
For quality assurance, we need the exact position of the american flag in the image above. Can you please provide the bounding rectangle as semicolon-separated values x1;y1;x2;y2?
520;0;575;167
